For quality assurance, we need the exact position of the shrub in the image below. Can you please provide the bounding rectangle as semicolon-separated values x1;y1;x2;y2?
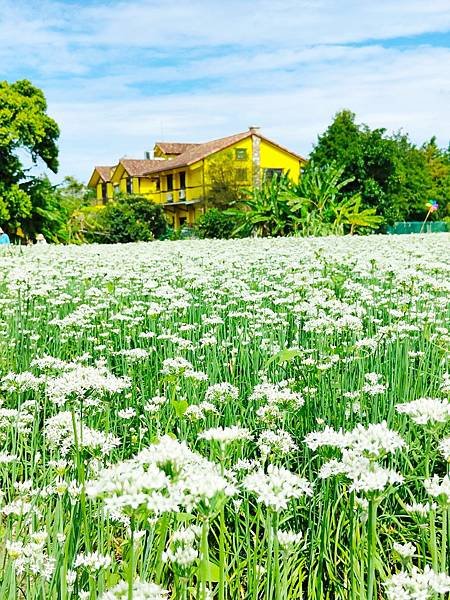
195;208;246;239
100;195;167;243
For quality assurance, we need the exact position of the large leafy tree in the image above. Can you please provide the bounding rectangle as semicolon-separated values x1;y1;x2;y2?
310;110;449;224
0;79;60;239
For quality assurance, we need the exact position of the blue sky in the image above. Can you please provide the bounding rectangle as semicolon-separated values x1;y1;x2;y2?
1;0;450;182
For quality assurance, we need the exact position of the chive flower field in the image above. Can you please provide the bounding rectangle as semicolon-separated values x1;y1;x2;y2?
0;234;449;599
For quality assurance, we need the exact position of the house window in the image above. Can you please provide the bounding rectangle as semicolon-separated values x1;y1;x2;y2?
101;182;107;200
235;168;248;181
155;178;160;191
113;184;120;196
179;171;186;190
235;148;247;160
126;177;133;194
167;174;173;191
264;168;283;181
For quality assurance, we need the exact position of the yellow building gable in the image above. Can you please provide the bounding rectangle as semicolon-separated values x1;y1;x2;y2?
88;128;306;228
87;166;114;203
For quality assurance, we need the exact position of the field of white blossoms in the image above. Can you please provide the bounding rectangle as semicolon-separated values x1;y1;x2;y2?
0;234;449;600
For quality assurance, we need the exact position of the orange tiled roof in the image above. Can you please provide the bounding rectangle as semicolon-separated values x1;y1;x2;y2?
119;159;167;177
95;166;114;182
144;131;251;175
154;142;201;155
144;130;306;175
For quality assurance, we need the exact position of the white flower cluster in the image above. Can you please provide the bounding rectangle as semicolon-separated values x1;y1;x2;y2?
396;397;450;425
305;421;405;458
160;357;208;382
198;425;252;445
114;348;149;361
305;421;405;493
184;401;219;421
276;529;303;548
439;436;450;461
162;525;201;569
101;580;169;600
405;501;437;516
6;531;55;581
393;541;415;559
74;551;112;571
1;370;44;393
44;411;120;456
385;565;450;599
250;382;304;410
144;395;167;414
243;464;312;511
424;474;450;506
256;429;297;458
44;364;131;407
362;372;388;396
86;435;235;518
0;400;36;437
205;382;239;404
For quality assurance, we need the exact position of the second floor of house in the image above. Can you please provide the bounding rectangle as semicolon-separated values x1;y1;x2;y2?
88;128;306;205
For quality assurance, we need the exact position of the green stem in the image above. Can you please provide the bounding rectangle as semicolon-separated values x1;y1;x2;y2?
265;511;274;600
441;506;448;574
155;514;169;583
349;491;357;600
200;518;210;600
273;513;281;600
219;505;226;600
281;549;289;597
367;498;377;600
128;516;135;600
430;508;438;572
71;408;91;552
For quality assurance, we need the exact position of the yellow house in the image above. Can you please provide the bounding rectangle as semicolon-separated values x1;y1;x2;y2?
87;166;114;203
88;128;306;228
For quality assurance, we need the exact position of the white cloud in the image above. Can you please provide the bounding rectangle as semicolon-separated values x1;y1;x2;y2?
0;0;449;180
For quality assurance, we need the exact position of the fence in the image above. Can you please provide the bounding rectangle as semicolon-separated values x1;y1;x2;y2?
387;221;448;235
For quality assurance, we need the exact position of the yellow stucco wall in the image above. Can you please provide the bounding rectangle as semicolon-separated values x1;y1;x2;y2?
95;181;114;203
259;139;301;181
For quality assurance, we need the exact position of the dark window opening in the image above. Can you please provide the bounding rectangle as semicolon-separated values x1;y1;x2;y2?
126;177;133;194
235;148;247;160
101;182;108;200
235;168;247;181
179;171;186;189
167;174;173;191
264;168;283;181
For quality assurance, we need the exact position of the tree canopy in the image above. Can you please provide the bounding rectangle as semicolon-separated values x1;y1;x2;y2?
310;110;450;224
0;79;60;239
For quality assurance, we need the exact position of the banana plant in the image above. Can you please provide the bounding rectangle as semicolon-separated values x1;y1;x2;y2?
332;193;384;235
233;173;297;237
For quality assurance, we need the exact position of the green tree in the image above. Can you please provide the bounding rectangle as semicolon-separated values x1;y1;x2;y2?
20;177;69;242
205;151;248;209
0;79;61;239
420;137;450;216
309;110;449;224
98;195;167;243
